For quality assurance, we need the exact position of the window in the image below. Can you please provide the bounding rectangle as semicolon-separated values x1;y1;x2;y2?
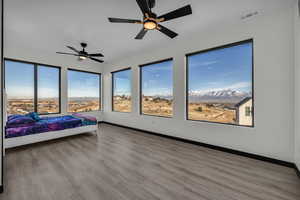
187;40;253;127
245;107;251;117
37;66;60;114
112;68;132;112
5;59;61;115
5;60;34;115
68;69;101;112
140;59;173;117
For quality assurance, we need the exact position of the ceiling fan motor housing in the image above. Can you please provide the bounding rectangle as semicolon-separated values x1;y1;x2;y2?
80;42;87;48
148;0;155;9
79;51;87;55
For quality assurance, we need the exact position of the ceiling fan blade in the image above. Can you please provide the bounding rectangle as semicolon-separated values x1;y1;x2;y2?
56;52;78;56
108;18;142;23
158;5;192;22
89;57;104;63
88;53;104;57
66;46;80;53
135;28;148;39
157;25;178;38
136;0;151;15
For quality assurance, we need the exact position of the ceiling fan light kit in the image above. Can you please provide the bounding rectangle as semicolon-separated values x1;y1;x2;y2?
143;20;157;30
79;56;87;60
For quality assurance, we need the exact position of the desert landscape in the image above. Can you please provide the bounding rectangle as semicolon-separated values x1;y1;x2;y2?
188;89;252;125
7;99;35;115
113;95;131;112
7;98;59;115
188;102;236;124
142;96;173;117
7;89;251;125
7;97;100;115
68;97;100;112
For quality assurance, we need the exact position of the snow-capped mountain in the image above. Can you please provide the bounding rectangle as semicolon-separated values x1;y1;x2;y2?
189;89;251;103
144;94;173;100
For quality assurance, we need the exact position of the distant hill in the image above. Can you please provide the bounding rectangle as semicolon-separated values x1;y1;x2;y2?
143;94;173;101
189;89;251;104
69;97;99;101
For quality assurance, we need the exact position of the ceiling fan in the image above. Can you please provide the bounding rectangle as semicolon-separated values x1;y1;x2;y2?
108;0;192;39
56;43;104;63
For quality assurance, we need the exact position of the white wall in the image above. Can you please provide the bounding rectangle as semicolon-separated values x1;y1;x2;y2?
103;6;296;162
294;1;300;170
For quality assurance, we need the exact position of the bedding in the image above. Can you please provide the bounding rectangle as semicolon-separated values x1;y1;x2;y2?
72;113;97;126
6;116;36;128
26;112;42;121
5;114;97;138
8;114;23;121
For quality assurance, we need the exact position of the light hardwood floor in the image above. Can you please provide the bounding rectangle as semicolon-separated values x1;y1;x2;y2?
1;124;300;200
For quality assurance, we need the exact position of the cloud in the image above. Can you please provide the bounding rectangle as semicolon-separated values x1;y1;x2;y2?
189;60;218;69
227;82;251;90
191;82;251;94
200;61;218;66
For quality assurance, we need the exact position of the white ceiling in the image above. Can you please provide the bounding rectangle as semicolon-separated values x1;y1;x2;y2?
5;0;295;64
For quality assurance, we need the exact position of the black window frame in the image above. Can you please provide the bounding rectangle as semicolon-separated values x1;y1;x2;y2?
139;58;174;118
4;58;61;115
111;67;132;113
185;39;254;127
67;68;102;113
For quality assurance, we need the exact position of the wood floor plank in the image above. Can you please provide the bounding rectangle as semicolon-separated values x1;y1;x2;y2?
1;124;299;200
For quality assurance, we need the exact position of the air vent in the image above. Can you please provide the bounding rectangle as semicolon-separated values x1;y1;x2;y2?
241;11;258;20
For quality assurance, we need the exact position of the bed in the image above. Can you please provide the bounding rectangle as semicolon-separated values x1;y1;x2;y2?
4;113;99;149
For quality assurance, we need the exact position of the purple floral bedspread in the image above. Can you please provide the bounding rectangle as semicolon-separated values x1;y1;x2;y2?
6;114;97;139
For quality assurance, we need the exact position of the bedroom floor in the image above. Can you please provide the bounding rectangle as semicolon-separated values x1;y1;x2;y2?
1;124;300;200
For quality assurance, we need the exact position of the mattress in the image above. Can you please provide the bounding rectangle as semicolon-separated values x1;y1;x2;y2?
6;115;84;138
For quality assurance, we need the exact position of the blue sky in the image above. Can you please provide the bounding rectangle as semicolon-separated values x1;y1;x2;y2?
5;60;100;98
188;42;252;94
68;70;100;98
5;42;252;99
6;61;35;99
113;69;131;96
38;66;59;98
141;60;173;96
6;61;60;99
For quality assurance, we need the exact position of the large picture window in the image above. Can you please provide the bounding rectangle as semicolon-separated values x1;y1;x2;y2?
140;59;173;117
5;59;61;115
68;69;101;112
112;68;131;112
37;66;60;114
187;40;253;126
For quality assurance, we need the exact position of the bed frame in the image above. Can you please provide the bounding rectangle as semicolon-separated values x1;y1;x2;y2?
5;125;99;149
3;92;99;150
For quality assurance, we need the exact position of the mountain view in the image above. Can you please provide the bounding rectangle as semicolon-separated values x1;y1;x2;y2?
187;41;253;126
189;89;251;104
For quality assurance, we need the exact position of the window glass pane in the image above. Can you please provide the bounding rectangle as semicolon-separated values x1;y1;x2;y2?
37;66;60;114
141;60;173;117
187;41;253;126
68;70;101;112
5;60;34;115
113;69;131;112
